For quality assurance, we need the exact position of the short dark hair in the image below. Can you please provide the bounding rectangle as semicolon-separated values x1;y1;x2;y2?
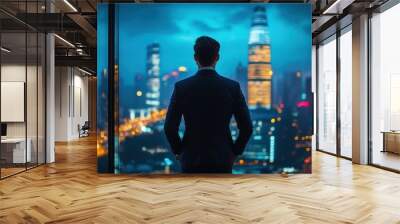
194;36;220;67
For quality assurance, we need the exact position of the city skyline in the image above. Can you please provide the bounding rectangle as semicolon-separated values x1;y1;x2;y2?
118;4;311;86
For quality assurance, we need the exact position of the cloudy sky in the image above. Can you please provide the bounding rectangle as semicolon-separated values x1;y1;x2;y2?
109;3;311;83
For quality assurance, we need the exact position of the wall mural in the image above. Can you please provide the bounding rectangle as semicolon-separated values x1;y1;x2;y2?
97;3;312;174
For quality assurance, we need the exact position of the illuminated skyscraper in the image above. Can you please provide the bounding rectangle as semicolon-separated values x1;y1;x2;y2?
247;6;272;109
145;43;160;109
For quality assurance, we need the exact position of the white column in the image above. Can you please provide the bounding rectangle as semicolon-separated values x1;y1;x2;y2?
352;14;369;164
46;32;55;163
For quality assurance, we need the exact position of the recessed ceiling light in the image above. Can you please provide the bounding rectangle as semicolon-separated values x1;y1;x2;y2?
54;34;75;48
78;67;93;76
1;47;11;53
63;0;78;12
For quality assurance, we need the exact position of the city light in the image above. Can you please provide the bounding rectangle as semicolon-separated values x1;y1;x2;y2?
297;101;311;108
119;109;167;139
283;167;296;173
269;136;275;163
136;90;143;97
178;66;187;72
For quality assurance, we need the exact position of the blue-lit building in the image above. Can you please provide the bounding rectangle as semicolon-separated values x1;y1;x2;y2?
145;43;161;109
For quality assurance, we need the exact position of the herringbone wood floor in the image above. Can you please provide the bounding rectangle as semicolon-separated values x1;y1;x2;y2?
1;136;400;224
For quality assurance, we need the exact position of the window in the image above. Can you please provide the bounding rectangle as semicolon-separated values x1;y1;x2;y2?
339;28;352;158
370;3;400;171
317;36;337;154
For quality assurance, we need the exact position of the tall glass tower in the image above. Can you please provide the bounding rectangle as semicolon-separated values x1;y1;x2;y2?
145;43;160;109
247;6;272;110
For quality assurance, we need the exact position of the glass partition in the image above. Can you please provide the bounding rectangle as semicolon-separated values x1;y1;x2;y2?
317;35;337;154
0;1;46;179
27;31;38;169
1;31;28;177
38;32;46;165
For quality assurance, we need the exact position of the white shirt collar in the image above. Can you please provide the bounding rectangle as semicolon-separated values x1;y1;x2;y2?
198;66;215;71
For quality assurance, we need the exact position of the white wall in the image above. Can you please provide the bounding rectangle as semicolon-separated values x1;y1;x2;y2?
55;67;89;141
72;73;89;138
55;67;69;141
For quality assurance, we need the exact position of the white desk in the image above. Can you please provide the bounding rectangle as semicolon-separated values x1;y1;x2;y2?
1;138;31;163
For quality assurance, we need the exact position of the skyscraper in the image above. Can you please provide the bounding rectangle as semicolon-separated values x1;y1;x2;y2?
145;43;160;109
247;6;272;110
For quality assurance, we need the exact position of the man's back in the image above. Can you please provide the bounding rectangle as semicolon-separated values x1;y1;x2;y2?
164;69;253;173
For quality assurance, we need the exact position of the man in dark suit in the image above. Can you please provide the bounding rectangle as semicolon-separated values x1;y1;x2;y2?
164;36;253;173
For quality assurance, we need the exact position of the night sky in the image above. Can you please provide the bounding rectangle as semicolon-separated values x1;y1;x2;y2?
114;3;311;84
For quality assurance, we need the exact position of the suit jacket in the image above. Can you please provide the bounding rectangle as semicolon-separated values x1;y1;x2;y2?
164;69;253;173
